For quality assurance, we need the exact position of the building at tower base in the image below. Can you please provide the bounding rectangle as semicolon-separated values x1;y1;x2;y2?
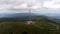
26;21;35;24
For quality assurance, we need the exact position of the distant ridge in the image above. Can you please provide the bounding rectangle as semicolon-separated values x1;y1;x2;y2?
0;13;38;18
0;13;60;24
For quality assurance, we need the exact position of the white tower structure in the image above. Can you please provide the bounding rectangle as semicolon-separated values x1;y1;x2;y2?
26;4;35;24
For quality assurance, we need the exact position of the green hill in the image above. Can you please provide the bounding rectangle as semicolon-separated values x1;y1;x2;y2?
0;20;60;34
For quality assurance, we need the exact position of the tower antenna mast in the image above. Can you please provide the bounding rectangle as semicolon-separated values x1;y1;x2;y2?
26;4;35;24
29;5;32;21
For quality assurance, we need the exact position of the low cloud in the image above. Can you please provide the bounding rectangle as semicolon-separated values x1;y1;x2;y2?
0;0;60;14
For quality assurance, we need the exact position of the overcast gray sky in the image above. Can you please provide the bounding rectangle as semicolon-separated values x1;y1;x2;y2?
0;0;60;14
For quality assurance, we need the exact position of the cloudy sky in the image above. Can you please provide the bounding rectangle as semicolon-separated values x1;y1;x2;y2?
0;0;60;14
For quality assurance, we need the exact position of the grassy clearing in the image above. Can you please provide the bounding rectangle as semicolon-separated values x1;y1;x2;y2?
35;21;57;29
0;21;59;34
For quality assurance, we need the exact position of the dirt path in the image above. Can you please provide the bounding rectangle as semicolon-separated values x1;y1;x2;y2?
34;23;59;30
48;23;59;30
